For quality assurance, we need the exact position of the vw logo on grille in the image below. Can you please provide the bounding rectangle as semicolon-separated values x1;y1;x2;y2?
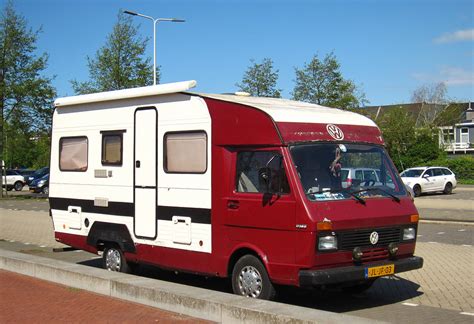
326;124;344;140
369;231;379;245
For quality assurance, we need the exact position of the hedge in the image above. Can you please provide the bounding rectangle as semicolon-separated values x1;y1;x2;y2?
425;156;474;181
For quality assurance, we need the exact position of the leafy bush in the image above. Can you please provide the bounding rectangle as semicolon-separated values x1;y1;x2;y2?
426;156;474;181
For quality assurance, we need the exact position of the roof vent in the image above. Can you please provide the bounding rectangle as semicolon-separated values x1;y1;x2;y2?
234;91;251;97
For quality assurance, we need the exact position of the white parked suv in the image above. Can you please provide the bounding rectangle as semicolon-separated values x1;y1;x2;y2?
2;170;25;191
400;167;457;197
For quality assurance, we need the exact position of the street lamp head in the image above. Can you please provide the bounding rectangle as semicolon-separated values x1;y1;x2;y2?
123;10;138;16
171;19;185;23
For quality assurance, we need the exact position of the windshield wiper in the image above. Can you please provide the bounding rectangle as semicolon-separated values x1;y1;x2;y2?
325;188;366;205
353;187;401;203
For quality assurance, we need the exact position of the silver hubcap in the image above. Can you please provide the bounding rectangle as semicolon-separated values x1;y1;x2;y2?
105;249;121;271
238;266;263;298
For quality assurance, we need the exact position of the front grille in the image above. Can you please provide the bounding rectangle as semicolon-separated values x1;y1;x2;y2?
338;227;401;250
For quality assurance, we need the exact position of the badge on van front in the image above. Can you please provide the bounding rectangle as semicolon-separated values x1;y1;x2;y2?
370;231;379;245
326;124;344;140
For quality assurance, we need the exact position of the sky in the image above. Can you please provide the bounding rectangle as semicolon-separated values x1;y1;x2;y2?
6;0;474;106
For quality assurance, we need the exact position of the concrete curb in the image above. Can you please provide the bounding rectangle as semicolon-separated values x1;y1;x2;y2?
0;249;381;324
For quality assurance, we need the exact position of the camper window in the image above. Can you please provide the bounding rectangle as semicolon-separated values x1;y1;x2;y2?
59;136;88;172
164;131;207;173
101;131;123;166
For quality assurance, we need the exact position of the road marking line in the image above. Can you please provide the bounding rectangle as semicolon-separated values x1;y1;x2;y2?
402;303;419;307
24;242;31;245
436;232;445;235
458;229;466;232
428;241;438;244
460;312;474;316
462;244;472;247
417;235;423;237
40;245;46;248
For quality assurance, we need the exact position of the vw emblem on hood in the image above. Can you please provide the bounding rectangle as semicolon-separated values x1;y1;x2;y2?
326;124;344;140
370;231;379;245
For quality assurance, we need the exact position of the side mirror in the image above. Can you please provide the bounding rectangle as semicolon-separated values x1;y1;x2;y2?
423;173;430;178
258;167;272;193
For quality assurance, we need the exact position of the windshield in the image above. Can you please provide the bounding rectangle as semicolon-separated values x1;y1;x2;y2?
400;169;424;177
290;143;406;202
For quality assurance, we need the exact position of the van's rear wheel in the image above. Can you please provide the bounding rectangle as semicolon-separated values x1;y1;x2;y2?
231;255;276;300
103;246;130;273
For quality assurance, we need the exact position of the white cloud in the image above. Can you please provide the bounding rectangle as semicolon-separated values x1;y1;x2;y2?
412;66;473;86
434;28;474;44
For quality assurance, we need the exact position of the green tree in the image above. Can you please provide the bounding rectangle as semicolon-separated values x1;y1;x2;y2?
0;0;56;170
292;52;367;109
236;58;281;97
71;12;157;94
379;107;442;170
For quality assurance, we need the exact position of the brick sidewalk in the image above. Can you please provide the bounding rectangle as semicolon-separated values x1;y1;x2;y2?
0;270;212;323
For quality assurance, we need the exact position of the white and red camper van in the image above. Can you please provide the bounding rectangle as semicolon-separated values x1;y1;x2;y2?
50;80;423;300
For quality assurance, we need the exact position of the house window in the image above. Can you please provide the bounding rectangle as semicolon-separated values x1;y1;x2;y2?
442;128;454;143
164;131;207;173
101;131;124;166
59;137;88;171
460;128;469;143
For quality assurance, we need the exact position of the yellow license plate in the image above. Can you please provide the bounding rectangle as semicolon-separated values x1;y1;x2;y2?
365;264;394;278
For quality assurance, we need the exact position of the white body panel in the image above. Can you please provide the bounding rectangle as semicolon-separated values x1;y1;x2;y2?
51;92;212;253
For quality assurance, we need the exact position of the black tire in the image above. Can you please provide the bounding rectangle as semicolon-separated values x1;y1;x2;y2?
413;184;421;197
443;182;453;195
342;279;377;294
14;181;24;191
42;186;49;195
103;246;131;273
231;255;276;300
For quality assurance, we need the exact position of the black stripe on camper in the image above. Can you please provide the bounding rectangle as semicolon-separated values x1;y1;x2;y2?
49;197;211;224
156;206;211;224
49;197;133;216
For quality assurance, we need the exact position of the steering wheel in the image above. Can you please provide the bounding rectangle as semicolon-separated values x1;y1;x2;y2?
365;180;376;187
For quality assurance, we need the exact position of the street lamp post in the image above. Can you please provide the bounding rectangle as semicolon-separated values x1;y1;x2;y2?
124;10;185;85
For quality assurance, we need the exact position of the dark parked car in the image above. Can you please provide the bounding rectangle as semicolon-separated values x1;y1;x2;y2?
26;167;49;186
29;173;49;195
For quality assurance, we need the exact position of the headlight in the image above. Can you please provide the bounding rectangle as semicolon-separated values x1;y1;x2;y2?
38;180;46;187
403;227;416;240
318;235;338;250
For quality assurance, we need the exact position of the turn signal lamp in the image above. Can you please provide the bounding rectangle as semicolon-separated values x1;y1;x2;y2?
410;214;419;223
317;221;333;231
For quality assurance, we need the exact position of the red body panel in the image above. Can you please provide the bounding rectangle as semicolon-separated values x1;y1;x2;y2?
277;122;384;145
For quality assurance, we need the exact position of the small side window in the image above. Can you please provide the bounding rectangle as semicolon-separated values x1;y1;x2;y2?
59;137;88;172
164;131;207;173
442;168;452;175
102;132;124;166
236;151;290;194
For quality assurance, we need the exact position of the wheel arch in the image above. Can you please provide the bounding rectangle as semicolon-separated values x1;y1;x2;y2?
227;244;270;278
86;221;136;253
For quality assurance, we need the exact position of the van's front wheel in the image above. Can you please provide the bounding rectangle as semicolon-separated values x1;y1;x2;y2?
231;255;276;300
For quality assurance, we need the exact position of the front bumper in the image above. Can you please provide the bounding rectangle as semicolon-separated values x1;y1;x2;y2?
299;256;423;287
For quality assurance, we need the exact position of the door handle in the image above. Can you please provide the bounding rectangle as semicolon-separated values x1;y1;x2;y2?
227;200;240;210
135;160;141;168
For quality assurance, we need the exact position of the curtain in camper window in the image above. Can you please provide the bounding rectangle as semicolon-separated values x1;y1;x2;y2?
102;134;122;165
164;131;207;173
60;137;88;171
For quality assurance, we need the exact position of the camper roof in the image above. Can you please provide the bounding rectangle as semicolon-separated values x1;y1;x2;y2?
197;93;376;127
54;80;197;107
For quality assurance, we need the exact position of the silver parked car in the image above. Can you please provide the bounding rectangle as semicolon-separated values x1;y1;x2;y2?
400;167;457;197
